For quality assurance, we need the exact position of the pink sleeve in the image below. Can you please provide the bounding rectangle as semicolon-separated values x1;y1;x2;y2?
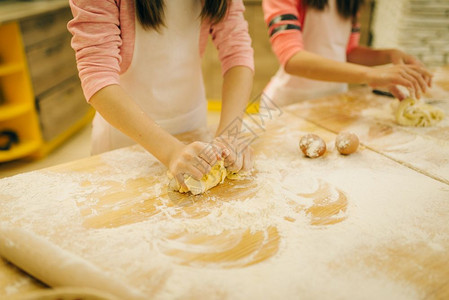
347;23;361;54
209;0;254;75
67;0;122;102
263;0;304;66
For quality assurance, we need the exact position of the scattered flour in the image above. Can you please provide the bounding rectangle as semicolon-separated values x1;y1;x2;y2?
0;118;448;299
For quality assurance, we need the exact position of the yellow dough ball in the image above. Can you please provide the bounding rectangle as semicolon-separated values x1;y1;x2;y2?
299;134;326;158
395;98;444;127
335;132;359;155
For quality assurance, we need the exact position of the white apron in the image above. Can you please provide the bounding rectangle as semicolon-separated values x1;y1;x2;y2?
264;0;352;106
91;0;207;154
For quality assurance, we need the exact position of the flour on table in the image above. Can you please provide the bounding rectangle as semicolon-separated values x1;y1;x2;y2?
0;122;448;300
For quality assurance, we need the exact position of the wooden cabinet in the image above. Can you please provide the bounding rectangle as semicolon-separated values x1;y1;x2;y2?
20;6;73;47
26;33;77;96
0;1;93;162
19;5;92;150
37;77;87;142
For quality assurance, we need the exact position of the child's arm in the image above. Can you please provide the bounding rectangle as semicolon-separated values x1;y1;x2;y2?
214;66;254;172
347;46;426;67
68;1;222;186
89;85;221;190
216;66;253;137
347;46;432;87
262;0;431;100
285;50;431;99
209;0;255;172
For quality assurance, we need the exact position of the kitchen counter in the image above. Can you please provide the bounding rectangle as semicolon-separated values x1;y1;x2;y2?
0;67;448;299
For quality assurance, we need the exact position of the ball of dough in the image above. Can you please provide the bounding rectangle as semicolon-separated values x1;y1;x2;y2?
168;160;244;195
395;98;444;127
299;134;326;158
335;132;359;155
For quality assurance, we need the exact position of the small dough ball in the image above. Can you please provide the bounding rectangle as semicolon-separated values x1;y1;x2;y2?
335;132;359;155
299;134;326;158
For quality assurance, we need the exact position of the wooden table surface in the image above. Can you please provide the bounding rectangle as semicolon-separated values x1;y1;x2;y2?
0;68;448;299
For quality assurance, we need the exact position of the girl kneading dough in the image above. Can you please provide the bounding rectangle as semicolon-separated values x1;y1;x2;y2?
262;0;432;106
68;0;254;188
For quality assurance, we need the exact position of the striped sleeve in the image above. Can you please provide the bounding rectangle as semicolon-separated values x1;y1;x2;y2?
262;0;304;66
347;17;361;54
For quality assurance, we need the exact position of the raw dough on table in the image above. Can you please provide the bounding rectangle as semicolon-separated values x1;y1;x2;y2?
395;98;444;127
0;226;147;300
169;160;243;195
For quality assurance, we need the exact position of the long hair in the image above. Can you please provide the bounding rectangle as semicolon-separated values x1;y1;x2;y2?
305;0;364;19
135;0;229;31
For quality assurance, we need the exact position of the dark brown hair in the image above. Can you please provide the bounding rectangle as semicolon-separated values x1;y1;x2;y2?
305;0;364;19
135;0;229;31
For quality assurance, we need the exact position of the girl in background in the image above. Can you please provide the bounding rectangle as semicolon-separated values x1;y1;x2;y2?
263;0;432;106
68;0;254;189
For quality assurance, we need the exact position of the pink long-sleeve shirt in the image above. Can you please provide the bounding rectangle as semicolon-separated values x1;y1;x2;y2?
263;0;360;66
68;0;254;101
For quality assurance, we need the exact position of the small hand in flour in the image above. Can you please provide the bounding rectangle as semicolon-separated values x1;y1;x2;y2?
213;137;254;173
168;142;222;190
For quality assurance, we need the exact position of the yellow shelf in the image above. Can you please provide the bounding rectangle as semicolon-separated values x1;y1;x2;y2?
207;99;260;114
0;21;43;163
0;139;41;162
0;62;24;76
0;102;32;121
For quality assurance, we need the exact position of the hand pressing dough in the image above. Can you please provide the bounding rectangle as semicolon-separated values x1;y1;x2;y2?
395;98;444;127
169;160;243;195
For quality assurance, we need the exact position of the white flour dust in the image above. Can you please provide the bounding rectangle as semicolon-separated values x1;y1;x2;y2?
0;129;448;299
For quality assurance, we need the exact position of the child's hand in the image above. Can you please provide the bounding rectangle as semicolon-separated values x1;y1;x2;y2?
168;142;221;190
213;137;254;173
389;49;422;66
389;49;432;88
365;64;432;100
228;145;254;173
